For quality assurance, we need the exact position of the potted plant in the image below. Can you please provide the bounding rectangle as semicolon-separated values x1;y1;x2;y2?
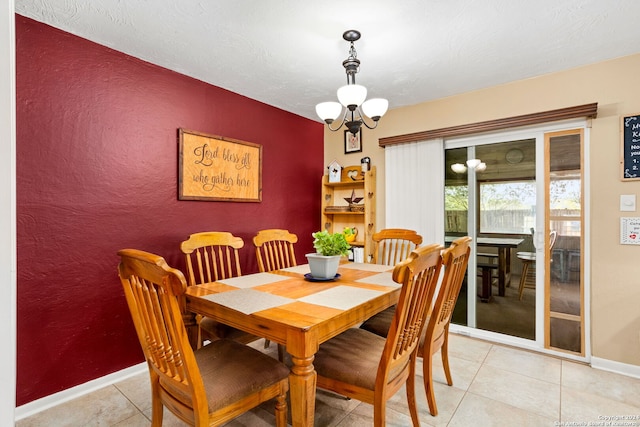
306;230;351;279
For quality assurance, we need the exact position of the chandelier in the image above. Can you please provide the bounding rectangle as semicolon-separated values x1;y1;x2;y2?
315;30;389;135
451;158;487;173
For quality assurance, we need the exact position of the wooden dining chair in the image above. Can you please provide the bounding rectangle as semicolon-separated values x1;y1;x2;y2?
313;244;443;426
180;231;259;347
517;230;558;300
358;228;423;337
253;228;299;360
371;228;423;266
117;249;289;427
421;236;471;415
360;236;472;416
253;228;298;272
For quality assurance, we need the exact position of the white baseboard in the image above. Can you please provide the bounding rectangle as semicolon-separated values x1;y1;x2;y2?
15;362;147;421
591;356;640;379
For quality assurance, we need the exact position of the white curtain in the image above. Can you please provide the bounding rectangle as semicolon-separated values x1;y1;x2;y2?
385;139;445;245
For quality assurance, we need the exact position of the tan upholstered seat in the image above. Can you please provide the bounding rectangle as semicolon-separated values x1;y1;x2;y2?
180;231;259;347
253;228;299;360
360;236;472;416
313;244;443;426
117;249;289;427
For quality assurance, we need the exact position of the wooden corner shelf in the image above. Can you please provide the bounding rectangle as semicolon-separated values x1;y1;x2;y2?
321;166;376;262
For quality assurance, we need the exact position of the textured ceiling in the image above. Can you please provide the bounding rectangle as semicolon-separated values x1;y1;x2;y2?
15;0;640;122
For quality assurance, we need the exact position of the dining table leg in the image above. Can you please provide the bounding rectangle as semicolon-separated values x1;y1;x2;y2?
505;247;512;286
496;246;514;296
289;354;317;427
181;311;199;349
498;248;507;296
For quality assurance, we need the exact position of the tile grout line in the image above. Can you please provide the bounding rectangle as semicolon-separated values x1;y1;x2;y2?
445;342;495;426
558;359;563;423
111;382;151;423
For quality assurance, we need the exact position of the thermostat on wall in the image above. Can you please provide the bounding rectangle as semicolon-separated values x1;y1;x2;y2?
620;217;640;245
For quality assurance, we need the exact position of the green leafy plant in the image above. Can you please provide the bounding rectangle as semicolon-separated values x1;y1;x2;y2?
312;230;351;256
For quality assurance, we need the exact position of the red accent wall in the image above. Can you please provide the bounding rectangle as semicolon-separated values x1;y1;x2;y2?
15;16;323;405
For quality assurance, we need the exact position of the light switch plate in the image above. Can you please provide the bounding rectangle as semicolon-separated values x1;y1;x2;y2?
620;194;636;211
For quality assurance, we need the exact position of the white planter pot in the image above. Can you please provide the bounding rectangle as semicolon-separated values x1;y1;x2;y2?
305;253;341;279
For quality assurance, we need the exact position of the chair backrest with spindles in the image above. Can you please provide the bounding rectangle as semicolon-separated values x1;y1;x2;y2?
381;243;443;381
372;228;423;266
253;229;298;272
422;236;471;356
180;231;244;286
117;249;208;418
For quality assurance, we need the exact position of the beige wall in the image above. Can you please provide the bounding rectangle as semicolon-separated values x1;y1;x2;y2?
324;53;640;366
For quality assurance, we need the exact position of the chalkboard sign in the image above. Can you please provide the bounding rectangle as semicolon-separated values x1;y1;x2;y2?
621;113;640;180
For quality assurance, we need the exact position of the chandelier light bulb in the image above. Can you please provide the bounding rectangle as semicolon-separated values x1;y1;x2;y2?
337;84;367;108
315;102;342;123
361;98;389;120
451;163;467;173
466;158;481;169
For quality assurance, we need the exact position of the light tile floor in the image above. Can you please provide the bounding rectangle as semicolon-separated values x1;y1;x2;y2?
16;334;640;426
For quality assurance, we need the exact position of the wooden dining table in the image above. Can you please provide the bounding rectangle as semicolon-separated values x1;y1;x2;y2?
475;237;524;295
184;262;401;427
446;236;524;299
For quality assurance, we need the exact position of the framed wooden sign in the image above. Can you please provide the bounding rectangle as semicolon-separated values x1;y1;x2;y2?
621;113;640;181
179;129;262;201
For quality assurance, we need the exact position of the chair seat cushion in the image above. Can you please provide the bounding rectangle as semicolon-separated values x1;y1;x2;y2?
359;306;395;338
314;328;388;390
194;339;289;412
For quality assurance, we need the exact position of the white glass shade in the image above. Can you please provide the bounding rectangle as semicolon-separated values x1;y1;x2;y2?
315;101;343;121
337;84;367;107
361;98;389;119
475;162;487;172
466;158;481;169
451;163;467;173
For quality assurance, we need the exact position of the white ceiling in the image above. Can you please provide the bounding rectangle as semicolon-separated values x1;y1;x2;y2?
15;0;640;122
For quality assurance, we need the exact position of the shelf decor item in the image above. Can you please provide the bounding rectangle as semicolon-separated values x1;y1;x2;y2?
343;227;358;243
327;159;343;183
344;189;364;212
306;230;351;279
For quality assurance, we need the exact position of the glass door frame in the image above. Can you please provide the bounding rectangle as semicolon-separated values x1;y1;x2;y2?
445;119;591;362
545;128;586;356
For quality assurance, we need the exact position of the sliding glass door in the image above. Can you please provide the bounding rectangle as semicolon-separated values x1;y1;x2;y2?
446;138;537;340
446;124;586;357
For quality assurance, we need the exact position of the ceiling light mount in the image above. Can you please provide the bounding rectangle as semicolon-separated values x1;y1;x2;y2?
316;30;388;135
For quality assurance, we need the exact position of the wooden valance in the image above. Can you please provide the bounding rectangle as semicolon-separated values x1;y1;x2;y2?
379;103;598;147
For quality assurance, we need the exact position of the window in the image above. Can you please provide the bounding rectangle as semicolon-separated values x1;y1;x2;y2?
479;181;536;234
